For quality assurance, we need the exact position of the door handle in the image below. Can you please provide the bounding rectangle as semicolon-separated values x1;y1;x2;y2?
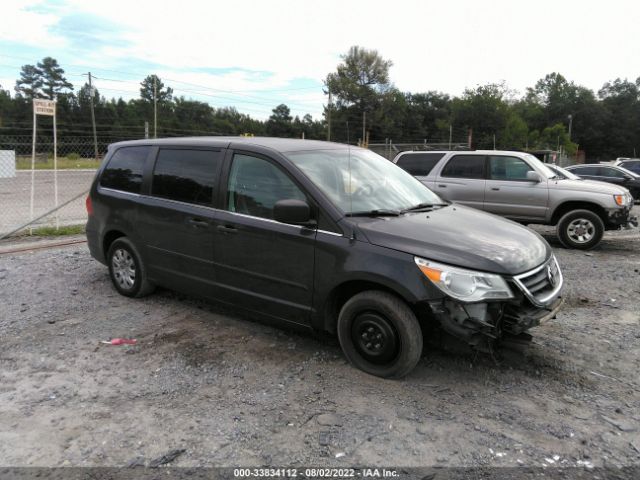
491;187;500;191
187;217;209;228
216;224;238;234
437;184;447;188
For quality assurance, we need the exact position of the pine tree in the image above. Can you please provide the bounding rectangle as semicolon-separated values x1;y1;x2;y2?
15;64;44;99
37;57;74;99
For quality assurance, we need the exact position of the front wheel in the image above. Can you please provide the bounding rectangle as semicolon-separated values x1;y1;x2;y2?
337;290;423;378
556;209;604;250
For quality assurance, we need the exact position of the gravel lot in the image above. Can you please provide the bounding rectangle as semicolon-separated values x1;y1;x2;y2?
1;214;639;469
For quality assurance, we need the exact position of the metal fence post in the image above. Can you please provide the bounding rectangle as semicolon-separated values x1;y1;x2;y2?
29;106;36;235
53;109;59;229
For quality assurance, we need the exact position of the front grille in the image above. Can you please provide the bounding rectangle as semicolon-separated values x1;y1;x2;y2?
513;256;562;307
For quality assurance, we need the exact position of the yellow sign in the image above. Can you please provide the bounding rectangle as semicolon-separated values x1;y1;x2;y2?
33;99;56;116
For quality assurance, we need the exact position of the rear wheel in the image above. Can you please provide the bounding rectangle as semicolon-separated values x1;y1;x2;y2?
107;237;155;297
557;209;604;250
337;290;423;378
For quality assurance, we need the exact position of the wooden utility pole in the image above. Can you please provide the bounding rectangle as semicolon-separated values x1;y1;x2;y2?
327;90;332;141
87;72;98;160
153;76;157;138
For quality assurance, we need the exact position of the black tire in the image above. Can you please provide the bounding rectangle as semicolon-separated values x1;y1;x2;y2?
337;290;423;378
556;209;604;250
106;237;155;298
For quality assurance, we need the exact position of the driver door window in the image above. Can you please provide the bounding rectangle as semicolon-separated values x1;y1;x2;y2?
227;154;306;220
488;156;533;181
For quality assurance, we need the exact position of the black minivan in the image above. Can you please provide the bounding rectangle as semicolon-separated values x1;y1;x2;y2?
86;137;564;378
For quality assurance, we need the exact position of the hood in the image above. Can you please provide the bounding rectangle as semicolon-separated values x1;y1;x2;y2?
549;178;629;195
351;205;550;275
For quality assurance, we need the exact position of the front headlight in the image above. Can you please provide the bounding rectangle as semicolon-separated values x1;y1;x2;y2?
614;193;633;206
415;257;514;302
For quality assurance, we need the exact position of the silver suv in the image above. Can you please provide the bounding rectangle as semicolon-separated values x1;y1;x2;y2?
394;150;637;249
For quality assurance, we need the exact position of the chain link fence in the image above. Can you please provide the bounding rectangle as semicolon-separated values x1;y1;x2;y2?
0;132;576;239
368;141;471;160
0;135;131;239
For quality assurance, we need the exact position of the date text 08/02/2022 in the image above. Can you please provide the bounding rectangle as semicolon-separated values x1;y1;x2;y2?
233;468;399;478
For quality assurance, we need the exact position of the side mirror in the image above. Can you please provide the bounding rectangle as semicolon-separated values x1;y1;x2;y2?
274;199;313;225
526;171;543;183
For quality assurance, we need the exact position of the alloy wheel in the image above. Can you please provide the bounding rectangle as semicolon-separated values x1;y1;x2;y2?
111;248;136;290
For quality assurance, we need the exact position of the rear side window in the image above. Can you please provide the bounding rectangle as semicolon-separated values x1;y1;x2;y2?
152;149;222;206
396;152;445;176
441;155;485;179
100;146;149;193
570;166;599;175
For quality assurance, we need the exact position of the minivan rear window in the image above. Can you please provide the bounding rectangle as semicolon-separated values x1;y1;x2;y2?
396;152;445;176
152;149;222;206
100;146;150;193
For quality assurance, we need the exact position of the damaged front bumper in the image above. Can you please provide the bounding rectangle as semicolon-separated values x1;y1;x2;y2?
426;256;564;348
607;205;638;230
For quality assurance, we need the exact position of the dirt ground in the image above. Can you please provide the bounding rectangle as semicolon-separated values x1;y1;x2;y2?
1;216;639;470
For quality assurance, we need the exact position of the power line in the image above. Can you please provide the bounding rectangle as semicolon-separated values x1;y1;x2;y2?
87;77;321;110
0;54;323;97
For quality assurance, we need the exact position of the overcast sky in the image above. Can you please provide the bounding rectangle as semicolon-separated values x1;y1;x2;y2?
1;0;639;120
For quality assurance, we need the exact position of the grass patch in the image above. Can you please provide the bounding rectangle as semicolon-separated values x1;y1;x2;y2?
16;156;101;170
29;224;85;236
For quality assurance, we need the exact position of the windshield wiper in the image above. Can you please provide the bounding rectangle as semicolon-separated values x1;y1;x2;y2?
346;209;401;217
401;202;447;213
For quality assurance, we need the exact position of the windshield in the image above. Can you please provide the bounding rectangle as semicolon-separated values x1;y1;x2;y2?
286;148;444;214
522;153;557;178
619;166;640;178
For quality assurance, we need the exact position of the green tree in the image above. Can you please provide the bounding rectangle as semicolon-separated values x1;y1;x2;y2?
292;113;324;139
0;85;12;127
525;72;600;150
452;83;510;149
501;112;529;149
266;104;294;137
15;64;44;98
37;57;73;99
534;123;577;156
325;46;393;142
370;89;408;141
172;97;213;129
404;91;452;142
526;73;573;111
526;72;580;134
140;75;173;103
597;78;640;158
